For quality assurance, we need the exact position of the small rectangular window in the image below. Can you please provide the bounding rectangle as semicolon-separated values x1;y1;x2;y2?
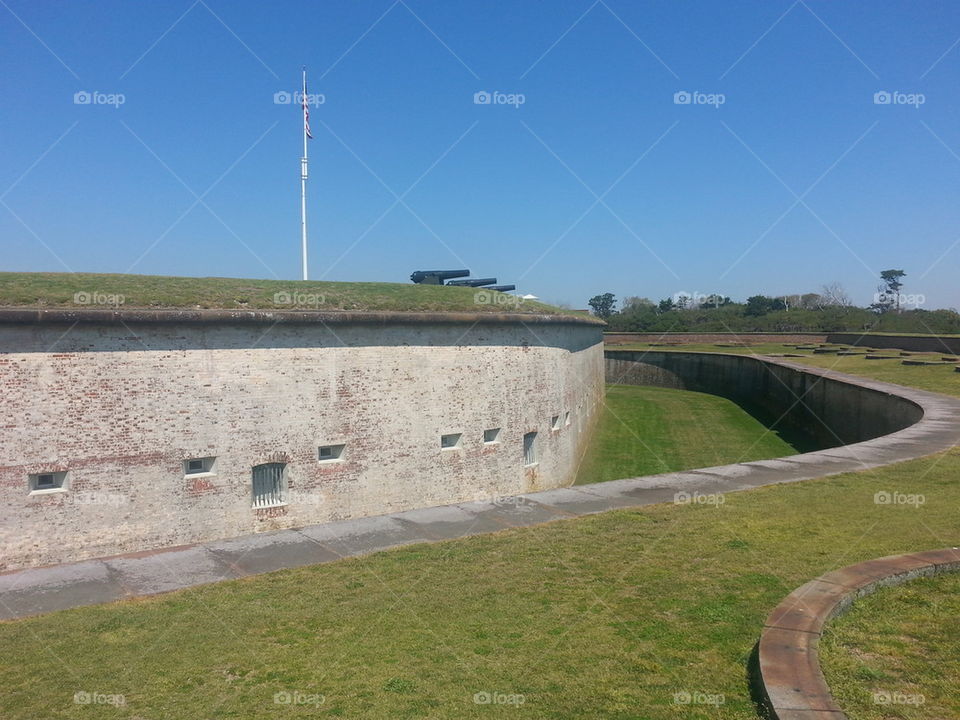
483;428;501;444
551;415;561;431
523;432;538;466
183;457;215;476
564;411;571;426
318;444;345;461
29;471;68;493
441;433;462;449
252;463;287;508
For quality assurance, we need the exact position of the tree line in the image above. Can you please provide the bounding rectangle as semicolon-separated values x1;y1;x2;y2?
588;270;960;334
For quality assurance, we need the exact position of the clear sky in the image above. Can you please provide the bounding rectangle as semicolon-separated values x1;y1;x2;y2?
3;0;959;309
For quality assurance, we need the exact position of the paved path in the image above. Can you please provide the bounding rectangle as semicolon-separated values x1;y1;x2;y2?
2;361;959;621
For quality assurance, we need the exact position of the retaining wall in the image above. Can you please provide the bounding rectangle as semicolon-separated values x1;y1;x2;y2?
603;331;960;354
604;332;828;345
0;309;605;570
605;351;923;449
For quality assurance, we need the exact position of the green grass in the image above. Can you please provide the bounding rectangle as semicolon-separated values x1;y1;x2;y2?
0;272;586;317
0;450;957;719
609;342;960;398
819;574;960;719
575;384;797;483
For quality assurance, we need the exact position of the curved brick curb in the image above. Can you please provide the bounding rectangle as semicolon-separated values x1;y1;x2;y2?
757;548;960;719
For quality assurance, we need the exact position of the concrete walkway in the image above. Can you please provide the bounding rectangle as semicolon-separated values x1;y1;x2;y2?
2;362;959;621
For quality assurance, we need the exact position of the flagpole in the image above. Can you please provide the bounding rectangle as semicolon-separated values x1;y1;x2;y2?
300;66;309;281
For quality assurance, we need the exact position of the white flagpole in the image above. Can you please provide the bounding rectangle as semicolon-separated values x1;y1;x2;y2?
300;67;309;281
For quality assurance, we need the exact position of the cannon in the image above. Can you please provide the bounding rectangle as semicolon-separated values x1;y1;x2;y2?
410;269;470;285
485;285;516;292
445;278;498;287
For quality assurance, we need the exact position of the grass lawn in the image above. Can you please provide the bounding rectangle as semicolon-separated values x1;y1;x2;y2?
819;574;960;719
609;342;960;398
0;272;582;317
575;384;797;484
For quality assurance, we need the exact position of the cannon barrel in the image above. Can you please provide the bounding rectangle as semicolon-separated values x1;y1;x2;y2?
485;285;516;292
445;278;498;287
410;269;470;285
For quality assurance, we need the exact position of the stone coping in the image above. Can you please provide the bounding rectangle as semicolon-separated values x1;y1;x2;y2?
0;307;604;327
757;548;960;719
1;356;958;620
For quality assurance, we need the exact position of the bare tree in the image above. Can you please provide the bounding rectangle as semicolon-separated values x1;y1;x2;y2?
621;296;654;312
819;282;852;308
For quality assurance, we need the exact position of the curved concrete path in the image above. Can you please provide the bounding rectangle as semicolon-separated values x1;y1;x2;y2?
757;547;960;719
2;357;959;621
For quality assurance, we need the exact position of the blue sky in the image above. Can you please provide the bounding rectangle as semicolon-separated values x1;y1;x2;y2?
2;0;959;309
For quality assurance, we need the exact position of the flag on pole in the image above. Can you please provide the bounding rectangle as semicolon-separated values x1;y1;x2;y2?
302;80;313;140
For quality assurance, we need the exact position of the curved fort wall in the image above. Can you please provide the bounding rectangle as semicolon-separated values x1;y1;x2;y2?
605;350;923;448
0;310;605;570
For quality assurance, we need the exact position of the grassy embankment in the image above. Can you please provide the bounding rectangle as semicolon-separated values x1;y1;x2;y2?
0;272;583;316
575;384;797;483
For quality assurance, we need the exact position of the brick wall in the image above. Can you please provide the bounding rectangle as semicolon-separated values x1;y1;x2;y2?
0;318;604;570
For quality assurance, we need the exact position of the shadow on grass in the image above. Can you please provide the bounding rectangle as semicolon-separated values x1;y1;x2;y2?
738;399;824;455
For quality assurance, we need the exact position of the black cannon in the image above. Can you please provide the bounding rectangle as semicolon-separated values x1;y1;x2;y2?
410;269;470;285
485;285;516;292
445;278;498;287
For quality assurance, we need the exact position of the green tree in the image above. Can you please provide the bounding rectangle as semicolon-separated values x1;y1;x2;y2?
588;292;617;319
871;269;906;314
744;295;786;316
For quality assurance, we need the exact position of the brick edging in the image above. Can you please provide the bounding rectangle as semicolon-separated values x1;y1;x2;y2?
757;548;960;719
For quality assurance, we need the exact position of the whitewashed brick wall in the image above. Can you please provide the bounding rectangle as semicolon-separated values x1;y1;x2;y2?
0;317;603;569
